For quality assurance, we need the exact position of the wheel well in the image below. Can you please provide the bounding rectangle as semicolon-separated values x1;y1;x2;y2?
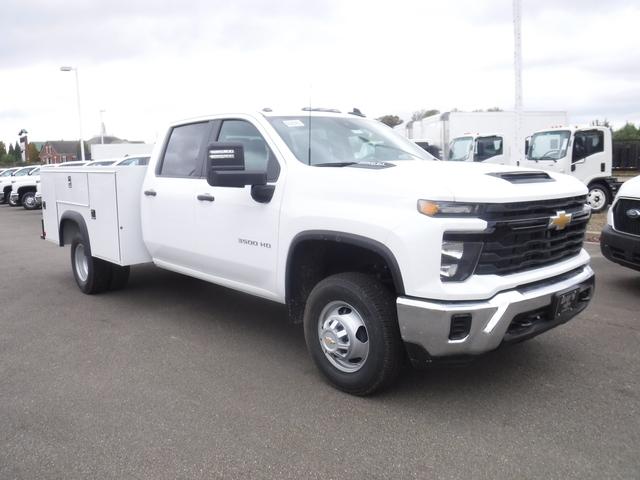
17;186;37;196
285;236;404;323
59;212;89;247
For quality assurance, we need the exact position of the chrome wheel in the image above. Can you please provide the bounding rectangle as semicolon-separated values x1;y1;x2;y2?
74;244;89;283
588;187;607;211
23;194;36;208
318;301;369;373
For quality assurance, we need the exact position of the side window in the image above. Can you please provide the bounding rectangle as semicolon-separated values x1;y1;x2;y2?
573;130;604;162
217;120;280;181
475;136;503;162
160;122;209;177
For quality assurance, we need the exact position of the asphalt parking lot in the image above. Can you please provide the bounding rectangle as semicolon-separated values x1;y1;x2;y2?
1;206;639;480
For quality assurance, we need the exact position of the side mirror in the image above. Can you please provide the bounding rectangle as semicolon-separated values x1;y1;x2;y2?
206;143;266;188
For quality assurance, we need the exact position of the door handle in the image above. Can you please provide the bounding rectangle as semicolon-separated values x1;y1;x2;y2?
144;190;157;197
197;193;215;202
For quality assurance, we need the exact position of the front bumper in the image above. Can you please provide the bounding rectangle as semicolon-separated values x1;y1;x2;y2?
35;193;42;207
397;265;594;363
600;225;640;272
9;192;19;203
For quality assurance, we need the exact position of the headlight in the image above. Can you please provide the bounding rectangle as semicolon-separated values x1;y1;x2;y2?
440;239;482;282
418;200;482;217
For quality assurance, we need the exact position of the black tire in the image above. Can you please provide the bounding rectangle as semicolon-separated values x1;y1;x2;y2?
70;234;112;294
303;272;403;396
109;264;130;291
21;191;37;210
587;183;611;213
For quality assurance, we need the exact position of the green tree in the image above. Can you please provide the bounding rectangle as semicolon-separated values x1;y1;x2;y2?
376;115;404;128
12;141;22;161
27;143;41;163
613;122;640;141
0;141;6;157
411;109;440;122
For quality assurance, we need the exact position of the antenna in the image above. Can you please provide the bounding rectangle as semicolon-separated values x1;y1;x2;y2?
307;86;312;166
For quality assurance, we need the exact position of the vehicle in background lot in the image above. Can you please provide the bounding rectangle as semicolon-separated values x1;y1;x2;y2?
601;175;640;271
56;161;90;167
1;166;38;204
0;167;22;203
9;167;40;209
397;110;568;163
447;134;506;164
520;126;620;213
87;160;118;167
115;155;151;166
41;110;595;395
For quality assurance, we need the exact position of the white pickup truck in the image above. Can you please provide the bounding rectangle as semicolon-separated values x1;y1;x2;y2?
41;110;595;395
601;175;640;271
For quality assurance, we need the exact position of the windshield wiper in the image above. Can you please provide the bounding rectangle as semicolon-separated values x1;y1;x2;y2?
314;162;359;167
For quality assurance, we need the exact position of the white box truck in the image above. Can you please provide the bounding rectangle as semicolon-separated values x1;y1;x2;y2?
398;111;568;164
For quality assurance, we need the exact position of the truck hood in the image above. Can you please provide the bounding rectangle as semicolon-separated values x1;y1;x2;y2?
338;160;587;203
617;174;640;197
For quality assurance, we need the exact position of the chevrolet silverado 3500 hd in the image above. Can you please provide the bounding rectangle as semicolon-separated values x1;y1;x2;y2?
41;110;595;395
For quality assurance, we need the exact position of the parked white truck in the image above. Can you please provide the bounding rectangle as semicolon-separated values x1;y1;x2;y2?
399;111;568;163
41;110;595;395
9;166;40;209
600;175;640;271
1;166;38;204
520;125;620;213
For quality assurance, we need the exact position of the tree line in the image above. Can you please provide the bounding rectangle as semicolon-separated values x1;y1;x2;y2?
0;141;41;166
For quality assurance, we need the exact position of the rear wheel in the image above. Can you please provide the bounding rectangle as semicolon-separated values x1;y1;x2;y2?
109;264;130;291
21;191;37;210
71;235;112;294
303;272;403;396
587;183;610;213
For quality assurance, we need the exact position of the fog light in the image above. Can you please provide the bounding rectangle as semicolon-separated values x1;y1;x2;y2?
440;239;483;282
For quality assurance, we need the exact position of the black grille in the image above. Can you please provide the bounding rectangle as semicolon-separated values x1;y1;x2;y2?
613;198;640;236
449;196;590;276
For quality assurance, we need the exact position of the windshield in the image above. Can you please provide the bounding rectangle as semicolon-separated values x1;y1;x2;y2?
448;137;473;161
267;116;435;165
14;168;35;177
527;130;571;161
1;169;16;177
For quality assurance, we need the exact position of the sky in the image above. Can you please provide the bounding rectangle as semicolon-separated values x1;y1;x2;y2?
1;0;639;147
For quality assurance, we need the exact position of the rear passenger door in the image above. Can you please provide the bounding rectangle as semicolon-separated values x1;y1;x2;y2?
141;121;211;271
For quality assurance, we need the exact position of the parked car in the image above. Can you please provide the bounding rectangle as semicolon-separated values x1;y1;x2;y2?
86;160;118;167
9;167;40;208
115;155;151;166
1;166;38;204
41;109;595;395
601;175;640;271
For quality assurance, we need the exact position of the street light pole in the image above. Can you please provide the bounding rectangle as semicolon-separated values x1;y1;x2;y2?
60;66;85;161
513;0;523;165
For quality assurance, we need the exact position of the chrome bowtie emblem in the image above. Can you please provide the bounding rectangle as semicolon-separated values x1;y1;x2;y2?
627;209;640;220
548;211;572;230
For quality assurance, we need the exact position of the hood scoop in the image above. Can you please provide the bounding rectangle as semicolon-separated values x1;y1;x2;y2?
487;171;554;184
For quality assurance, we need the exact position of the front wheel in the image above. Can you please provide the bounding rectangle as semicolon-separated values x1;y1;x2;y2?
8;194;19;207
587;183;610;213
303;272;403;396
21;192;37;210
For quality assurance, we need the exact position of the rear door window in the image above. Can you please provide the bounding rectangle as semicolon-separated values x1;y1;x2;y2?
159;122;210;177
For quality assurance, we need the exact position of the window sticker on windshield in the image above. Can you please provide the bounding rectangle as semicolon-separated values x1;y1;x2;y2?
561;138;568;150
351;129;363;134
283;120;305;128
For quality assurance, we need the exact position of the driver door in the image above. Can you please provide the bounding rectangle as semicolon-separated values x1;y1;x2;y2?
190;118;284;299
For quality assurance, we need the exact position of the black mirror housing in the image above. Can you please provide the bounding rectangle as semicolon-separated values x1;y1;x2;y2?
209;170;267;188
